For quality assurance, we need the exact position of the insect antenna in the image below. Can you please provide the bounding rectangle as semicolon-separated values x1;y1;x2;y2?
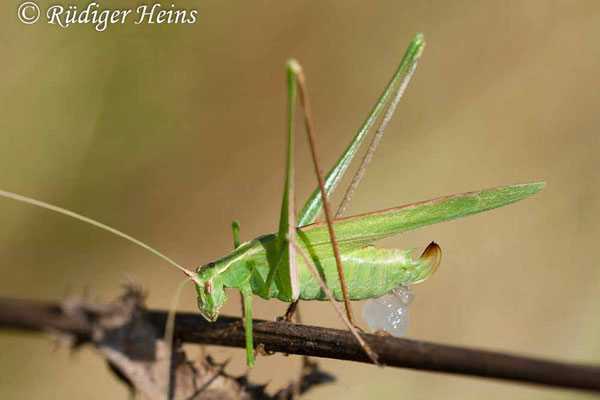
0;189;201;285
164;277;193;398
0;189;202;394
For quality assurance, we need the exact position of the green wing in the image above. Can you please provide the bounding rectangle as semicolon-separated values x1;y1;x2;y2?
296;182;545;258
216;182;543;293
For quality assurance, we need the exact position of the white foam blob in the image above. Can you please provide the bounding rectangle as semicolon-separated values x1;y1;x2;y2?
361;286;414;337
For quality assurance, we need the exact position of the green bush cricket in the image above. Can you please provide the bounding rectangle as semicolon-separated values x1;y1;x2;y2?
0;33;544;368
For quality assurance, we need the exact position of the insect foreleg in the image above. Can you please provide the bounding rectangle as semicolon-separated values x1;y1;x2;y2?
231;220;247;319
260;247;286;299
239;282;255;367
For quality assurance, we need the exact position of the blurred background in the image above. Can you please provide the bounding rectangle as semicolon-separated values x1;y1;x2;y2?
1;1;599;398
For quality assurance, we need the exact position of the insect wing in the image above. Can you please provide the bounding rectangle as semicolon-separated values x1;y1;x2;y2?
297;182;544;258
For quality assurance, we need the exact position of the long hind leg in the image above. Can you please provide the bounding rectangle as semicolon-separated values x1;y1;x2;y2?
287;61;379;364
290;61;356;325
285;36;426;324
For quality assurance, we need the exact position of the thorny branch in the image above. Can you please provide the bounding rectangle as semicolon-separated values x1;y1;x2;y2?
0;287;599;396
0;285;333;400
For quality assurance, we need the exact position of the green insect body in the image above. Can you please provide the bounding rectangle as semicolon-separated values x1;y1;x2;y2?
0;34;545;369
201;241;437;304
194;182;542;317
190;32;544;366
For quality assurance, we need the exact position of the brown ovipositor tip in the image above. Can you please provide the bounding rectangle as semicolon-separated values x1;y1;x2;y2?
420;241;442;275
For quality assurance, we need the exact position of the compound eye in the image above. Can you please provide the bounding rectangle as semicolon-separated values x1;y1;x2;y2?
197;262;216;273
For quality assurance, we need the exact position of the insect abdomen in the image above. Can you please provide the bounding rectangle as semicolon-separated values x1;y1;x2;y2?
297;246;436;301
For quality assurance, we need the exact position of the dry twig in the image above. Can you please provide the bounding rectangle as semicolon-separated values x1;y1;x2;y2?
0;289;599;395
0;285;332;400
